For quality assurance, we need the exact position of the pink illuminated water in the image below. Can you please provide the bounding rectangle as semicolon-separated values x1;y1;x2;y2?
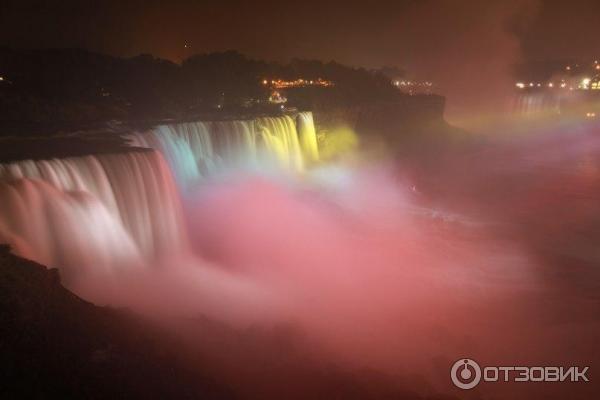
0;151;187;277
0;114;598;398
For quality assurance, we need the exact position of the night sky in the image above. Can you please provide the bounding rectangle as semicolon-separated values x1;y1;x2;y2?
2;0;599;120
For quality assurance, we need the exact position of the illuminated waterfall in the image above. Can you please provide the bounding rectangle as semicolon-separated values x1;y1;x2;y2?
296;112;320;165
512;93;561;116
254;115;304;171
0;150;187;275
0;179;142;275
128;122;216;187
129;113;319;187
210;120;258;165
0;113;319;276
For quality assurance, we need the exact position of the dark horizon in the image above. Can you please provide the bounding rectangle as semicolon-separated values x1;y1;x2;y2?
4;0;600;121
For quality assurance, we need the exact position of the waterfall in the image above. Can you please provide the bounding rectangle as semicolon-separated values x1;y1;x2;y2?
511;93;561;116
128;122;216;188
296;112;320;165
0;113;319;278
0;179;142;275
129;113;319;188
0;150;187;277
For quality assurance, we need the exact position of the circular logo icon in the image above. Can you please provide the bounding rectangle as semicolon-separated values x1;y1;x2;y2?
451;358;482;390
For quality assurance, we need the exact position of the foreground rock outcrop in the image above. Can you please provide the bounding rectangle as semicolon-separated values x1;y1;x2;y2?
0;245;227;399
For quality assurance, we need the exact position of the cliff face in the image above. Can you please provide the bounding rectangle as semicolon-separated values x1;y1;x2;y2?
313;95;447;139
0;245;227;399
312;94;472;164
353;95;447;136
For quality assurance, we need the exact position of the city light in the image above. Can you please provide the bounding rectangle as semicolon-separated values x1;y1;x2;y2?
517;61;600;92
580;77;591;89
513;79;595;91
262;78;334;89
393;79;434;94
268;90;287;104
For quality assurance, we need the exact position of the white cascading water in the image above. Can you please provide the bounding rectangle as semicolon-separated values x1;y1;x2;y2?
0;150;188;278
511;92;561;116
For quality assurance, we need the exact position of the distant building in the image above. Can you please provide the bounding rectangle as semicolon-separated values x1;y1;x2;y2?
392;80;434;95
268;90;287;104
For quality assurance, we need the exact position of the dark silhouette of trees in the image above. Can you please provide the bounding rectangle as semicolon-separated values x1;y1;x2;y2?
0;48;409;131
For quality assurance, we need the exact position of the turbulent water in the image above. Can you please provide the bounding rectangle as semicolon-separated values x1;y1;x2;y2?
0;112;598;398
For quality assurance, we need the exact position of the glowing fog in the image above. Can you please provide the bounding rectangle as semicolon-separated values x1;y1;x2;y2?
1;113;598;397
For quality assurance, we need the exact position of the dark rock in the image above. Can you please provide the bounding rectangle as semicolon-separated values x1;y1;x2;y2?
0;246;230;399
